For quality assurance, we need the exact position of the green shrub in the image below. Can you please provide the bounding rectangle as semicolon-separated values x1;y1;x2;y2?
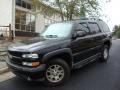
116;30;120;38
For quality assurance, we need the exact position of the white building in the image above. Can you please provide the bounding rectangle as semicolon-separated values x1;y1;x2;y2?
0;0;62;37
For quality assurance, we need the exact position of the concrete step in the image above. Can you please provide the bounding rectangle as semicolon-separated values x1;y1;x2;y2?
0;61;9;74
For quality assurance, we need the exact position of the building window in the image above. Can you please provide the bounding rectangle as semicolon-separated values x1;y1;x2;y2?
27;3;32;10
16;0;33;10
22;1;26;8
15;10;35;32
16;0;21;6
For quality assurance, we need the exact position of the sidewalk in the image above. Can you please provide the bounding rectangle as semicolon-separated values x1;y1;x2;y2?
0;72;15;82
0;39;26;74
0;41;12;74
0;40;15;82
0;62;7;69
0;58;8;74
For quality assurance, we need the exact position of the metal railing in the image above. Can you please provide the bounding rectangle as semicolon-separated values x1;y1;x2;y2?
0;24;13;62
0;24;13;41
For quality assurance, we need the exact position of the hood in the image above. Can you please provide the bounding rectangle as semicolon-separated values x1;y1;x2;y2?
8;37;66;52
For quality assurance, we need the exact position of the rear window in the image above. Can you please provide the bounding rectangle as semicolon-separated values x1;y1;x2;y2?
98;21;110;33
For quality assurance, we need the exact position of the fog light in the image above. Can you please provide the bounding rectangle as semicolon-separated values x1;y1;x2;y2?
22;62;40;67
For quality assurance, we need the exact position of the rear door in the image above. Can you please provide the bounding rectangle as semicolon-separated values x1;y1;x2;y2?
88;22;103;55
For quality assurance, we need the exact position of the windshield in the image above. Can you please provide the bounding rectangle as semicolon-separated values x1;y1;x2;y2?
40;23;73;38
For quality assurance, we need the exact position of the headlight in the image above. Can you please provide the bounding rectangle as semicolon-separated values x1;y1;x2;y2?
22;61;40;67
22;54;38;59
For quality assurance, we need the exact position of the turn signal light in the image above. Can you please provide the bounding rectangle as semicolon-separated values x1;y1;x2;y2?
32;62;40;67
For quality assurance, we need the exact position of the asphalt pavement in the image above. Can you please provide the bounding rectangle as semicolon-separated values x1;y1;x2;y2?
0;39;120;90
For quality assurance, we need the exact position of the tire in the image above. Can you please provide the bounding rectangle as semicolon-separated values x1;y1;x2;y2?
43;58;70;86
100;45;110;62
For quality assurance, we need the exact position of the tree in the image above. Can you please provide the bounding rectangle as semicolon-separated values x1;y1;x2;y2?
113;25;120;38
32;0;60;16
51;0;100;20
32;0;101;21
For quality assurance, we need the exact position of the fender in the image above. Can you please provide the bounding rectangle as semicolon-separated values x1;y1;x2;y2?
42;48;73;63
102;36;112;47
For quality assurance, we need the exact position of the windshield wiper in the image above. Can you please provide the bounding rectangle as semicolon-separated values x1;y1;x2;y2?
45;35;58;38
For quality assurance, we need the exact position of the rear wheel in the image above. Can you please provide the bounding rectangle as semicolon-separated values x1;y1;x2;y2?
100;45;110;62
44;59;70;86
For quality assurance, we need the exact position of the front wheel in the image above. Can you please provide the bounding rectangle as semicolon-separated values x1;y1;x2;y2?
44;59;70;86
100;45;110;62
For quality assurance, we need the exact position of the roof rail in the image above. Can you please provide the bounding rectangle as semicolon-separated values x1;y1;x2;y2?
89;18;103;21
62;18;103;22
71;18;103;21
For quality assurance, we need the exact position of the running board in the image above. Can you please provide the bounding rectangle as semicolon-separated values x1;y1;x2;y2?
73;53;101;69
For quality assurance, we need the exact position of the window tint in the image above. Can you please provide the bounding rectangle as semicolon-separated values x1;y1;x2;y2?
88;23;100;34
76;23;89;33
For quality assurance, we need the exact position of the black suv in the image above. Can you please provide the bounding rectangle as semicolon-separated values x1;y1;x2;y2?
6;18;112;86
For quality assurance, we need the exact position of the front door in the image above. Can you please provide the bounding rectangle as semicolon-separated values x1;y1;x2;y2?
71;23;94;63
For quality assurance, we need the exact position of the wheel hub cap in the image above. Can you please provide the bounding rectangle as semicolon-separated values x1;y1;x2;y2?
46;65;64;83
104;48;108;59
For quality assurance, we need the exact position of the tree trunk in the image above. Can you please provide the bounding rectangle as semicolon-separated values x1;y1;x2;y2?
56;0;64;21
60;8;64;21
69;14;73;20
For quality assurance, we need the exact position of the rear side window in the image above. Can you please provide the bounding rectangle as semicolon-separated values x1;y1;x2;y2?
98;21;110;32
88;22;100;34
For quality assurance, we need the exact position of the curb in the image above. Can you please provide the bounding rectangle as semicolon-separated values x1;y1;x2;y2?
0;67;9;74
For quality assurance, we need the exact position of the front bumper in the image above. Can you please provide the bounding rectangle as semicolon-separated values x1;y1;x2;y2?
6;59;46;81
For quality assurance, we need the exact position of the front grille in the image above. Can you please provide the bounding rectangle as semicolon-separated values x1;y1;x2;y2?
8;51;23;58
10;58;22;65
8;51;30;66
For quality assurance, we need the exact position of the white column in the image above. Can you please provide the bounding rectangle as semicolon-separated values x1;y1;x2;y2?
0;0;12;26
35;14;45;33
12;0;16;37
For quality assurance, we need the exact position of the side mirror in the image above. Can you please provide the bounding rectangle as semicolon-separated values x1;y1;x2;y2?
76;30;87;37
72;30;87;39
